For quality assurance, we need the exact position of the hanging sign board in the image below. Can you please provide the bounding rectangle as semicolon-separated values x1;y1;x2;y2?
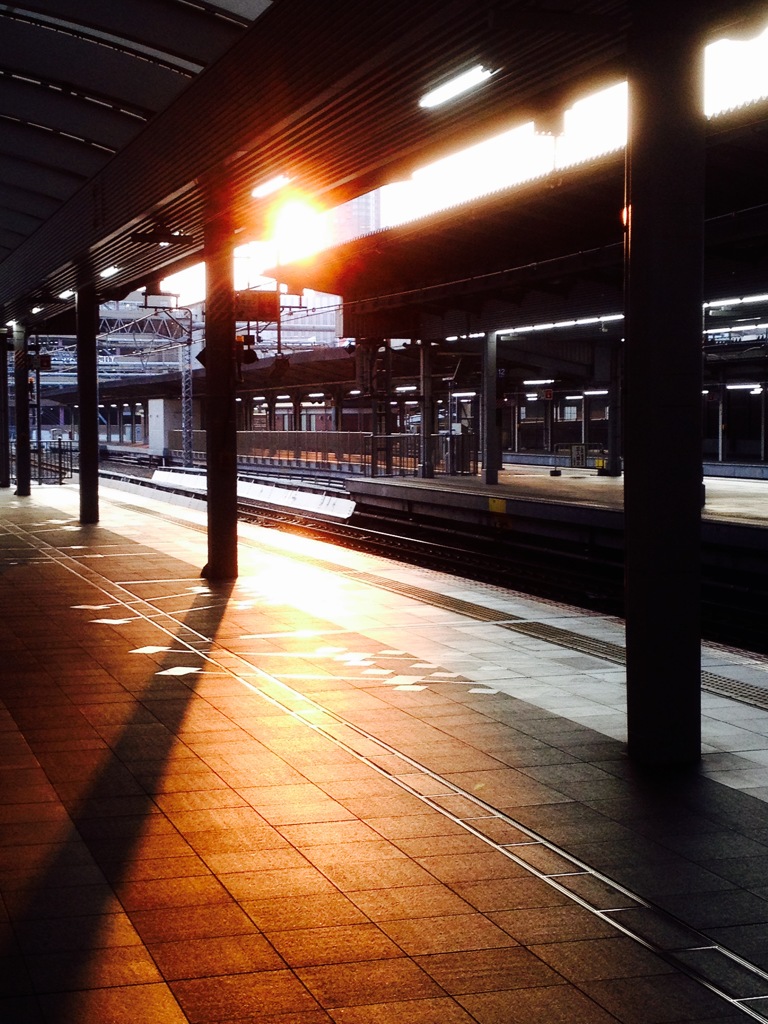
234;291;280;322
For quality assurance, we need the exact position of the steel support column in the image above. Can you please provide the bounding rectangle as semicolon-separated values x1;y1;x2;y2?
419;340;434;478
482;331;499;485
0;329;9;488
203;186;238;580
624;4;704;765
13;322;31;497
605;342;623;476
76;284;100;523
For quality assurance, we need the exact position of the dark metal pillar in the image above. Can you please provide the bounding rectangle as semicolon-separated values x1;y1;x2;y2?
13;323;31;497
203;185;238;580
419;340;435;478
332;388;343;432
605;342;623;476
482;331;499;485
76;284;100;522
0;329;10;488
624;4;704;765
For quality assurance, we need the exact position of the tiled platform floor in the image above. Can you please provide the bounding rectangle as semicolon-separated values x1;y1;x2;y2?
3;482;768;1023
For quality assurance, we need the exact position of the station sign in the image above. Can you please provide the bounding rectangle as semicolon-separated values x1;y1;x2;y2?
234;290;280;323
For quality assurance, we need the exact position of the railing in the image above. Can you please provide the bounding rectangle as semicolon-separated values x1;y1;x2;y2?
164;430;479;478
364;433;478;477
552;443;609;473
365;434;420;477
168;430;370;473
431;433;477;476
10;439;76;484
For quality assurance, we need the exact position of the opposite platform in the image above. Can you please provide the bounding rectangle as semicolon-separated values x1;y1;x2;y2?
3;483;768;1023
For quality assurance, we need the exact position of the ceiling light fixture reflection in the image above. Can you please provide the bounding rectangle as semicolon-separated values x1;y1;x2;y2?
419;65;495;108
252;174;292;199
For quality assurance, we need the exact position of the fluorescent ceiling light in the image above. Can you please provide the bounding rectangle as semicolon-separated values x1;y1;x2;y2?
58;289;74;300
585;390;609;396
31;306;43;314
252;174;292;199
726;383;760;390
524;379;555;386
99;266;119;279
501;313;624;335
419;65;494;109
453;391;477;399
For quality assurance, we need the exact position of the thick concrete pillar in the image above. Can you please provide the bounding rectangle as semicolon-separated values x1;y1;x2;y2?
13;323;31;497
624;4;704;765
76;284;100;522
203;185;238;580
482;332;499;485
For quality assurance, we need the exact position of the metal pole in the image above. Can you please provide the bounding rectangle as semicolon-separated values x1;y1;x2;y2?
605;341;623;476
13;323;31;497
419;339;434;478
624;2;704;766
203;183;238;580
482;331;499;485
35;334;42;484
0;329;10;488
181;310;194;468
76;284;100;523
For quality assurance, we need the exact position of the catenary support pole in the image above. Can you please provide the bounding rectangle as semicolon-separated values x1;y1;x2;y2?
482;331;499;485
76;283;100;523
203;184;238;580
624;3;704;765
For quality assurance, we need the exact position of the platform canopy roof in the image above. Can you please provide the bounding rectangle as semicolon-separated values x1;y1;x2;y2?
2;0;768;329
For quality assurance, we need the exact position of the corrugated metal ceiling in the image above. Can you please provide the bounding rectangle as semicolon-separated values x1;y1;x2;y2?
1;0;766;326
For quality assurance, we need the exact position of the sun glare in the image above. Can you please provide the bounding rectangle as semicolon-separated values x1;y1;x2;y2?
163;22;768;298
270;199;331;264
705;24;768;116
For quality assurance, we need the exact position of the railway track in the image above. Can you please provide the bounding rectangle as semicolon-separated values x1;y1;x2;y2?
102;466;768;656
237;498;768;657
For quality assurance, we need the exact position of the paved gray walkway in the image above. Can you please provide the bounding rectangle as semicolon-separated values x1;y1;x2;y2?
2;481;768;1023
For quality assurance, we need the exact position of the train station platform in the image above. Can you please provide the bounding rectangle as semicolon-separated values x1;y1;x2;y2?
4;482;768;1023
346;465;768;529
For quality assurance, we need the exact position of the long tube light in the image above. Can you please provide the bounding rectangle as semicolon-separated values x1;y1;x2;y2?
419;65;494;108
500;314;624;335
252;174;292;199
